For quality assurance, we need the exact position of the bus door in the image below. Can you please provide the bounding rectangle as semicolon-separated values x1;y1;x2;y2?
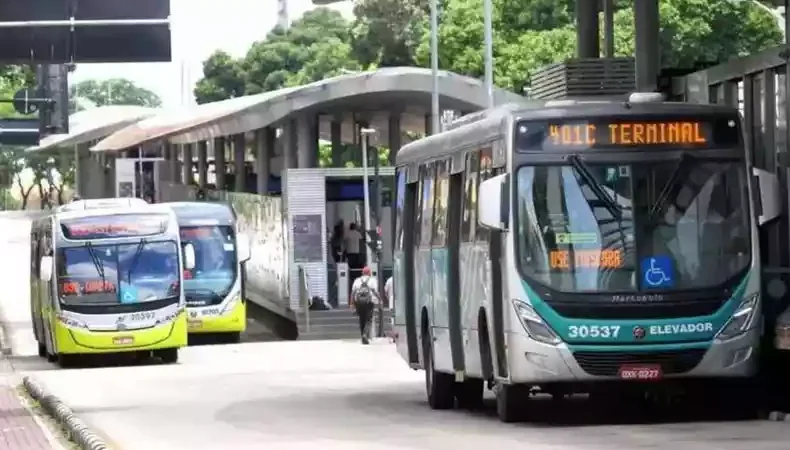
447;156;465;374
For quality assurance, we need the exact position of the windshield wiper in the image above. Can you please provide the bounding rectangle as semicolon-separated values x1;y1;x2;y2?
568;155;622;220
84;242;107;287
649;152;695;219
126;239;147;283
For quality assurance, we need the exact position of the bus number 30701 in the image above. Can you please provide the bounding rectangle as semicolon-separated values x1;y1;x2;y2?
567;325;621;339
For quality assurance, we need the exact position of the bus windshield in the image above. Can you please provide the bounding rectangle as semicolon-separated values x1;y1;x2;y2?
57;241;180;305
179;226;237;305
515;158;751;293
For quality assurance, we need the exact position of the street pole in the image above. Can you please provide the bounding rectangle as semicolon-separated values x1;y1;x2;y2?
371;134;384;338
483;0;494;109
430;0;440;133
360;128;375;267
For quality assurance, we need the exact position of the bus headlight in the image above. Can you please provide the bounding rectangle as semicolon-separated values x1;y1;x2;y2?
512;300;561;345
57;314;88;329
717;293;759;340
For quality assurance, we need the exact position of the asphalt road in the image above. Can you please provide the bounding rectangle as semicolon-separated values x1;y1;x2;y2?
8;339;790;450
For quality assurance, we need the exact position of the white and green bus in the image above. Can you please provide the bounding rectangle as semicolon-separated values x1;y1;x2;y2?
30;204;195;366
392;94;781;422
165;202;251;344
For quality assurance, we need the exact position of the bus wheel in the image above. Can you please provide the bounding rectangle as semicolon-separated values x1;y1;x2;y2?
456;378;484;410
46;351;58;364
496;383;527;423
157;348;179;364
37;342;46;358
423;332;454;410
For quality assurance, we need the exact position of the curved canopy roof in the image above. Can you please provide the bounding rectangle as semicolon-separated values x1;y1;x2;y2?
26;105;160;153
92;67;526;152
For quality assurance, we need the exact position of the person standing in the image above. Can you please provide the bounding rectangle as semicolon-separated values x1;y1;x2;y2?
344;222;364;275
351;266;379;344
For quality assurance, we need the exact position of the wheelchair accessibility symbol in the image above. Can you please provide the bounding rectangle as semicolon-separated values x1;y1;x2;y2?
641;256;674;289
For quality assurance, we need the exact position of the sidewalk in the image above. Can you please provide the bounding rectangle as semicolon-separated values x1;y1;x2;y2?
0;385;56;450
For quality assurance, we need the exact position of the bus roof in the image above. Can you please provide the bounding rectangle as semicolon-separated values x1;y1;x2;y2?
56;197;148;212
164;202;235;226
396;100;739;167
50;203;176;223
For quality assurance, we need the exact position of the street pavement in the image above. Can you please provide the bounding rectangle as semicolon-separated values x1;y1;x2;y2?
2;214;790;449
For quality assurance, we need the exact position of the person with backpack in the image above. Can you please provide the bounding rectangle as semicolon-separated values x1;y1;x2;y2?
351;266;379;345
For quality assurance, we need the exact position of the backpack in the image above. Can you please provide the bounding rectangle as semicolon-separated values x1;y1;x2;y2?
355;277;374;304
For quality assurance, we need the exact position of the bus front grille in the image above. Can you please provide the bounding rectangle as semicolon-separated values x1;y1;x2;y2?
548;299;727;319
572;349;707;377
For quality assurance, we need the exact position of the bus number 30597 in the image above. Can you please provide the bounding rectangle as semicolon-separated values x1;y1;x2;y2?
567;325;621;339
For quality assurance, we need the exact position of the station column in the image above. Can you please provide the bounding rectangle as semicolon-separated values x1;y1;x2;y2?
197;141;208;188
575;0;599;58
214;137;226;190
182;144;193;185
634;0;660;91
331;115;343;167
388;112;401;165
296;114;319;168
255;127;274;194
233;133;246;192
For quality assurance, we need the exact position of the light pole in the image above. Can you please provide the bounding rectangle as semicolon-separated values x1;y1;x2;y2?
360;127;376;267
430;0;440;133
483;0;494;108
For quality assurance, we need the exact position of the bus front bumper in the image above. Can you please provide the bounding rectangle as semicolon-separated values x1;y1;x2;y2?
187;301;246;334
55;313;188;354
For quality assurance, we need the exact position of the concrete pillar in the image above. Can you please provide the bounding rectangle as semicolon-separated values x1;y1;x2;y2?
388;112;401;165
256;127;274;194
182;143;193;185
296;114;319;168
197;141;208;188
169;144;180;183
424;113;433;136
214;137;226;190
233;133;246;192
281;121;296;170
331;117;343;168
575;0;599;58
634;0;660;91
603;0;615;58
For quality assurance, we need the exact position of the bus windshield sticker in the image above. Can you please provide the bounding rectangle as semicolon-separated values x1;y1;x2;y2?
641;256;674;289
119;283;139;304
61;214;168;240
223;243;234;251
518;117;739;151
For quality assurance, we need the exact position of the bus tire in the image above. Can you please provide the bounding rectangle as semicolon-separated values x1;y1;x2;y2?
496;383;526;423
423;331;454;410
456;378;484;410
37;342;46;358
157;348;179;364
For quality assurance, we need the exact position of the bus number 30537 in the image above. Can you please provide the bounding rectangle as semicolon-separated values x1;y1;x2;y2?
567;325;621;339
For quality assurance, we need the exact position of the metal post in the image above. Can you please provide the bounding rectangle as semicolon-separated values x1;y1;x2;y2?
430;0;440;133
371;135;384;338
483;0;494;108
360;128;375;267
603;0;615;57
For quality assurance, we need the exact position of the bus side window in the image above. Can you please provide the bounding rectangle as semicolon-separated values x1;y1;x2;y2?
420;163;436;248
432;159;450;247
414;166;425;246
477;147;494;242
394;167;406;252
462;151;480;243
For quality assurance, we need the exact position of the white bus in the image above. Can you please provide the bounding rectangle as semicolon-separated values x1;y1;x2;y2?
392;95;780;422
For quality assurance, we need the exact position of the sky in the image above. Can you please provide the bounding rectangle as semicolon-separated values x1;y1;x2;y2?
70;0;355;108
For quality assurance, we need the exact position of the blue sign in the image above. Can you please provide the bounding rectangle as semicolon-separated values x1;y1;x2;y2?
641;256;674;289
119;283;138;304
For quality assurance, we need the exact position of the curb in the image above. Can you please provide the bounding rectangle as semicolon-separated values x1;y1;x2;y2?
23;376;110;450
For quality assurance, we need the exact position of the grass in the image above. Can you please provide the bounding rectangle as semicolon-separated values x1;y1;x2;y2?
14;384;80;450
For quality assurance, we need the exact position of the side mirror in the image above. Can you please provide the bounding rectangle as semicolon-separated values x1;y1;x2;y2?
39;256;53;282
478;173;509;230
753;167;781;226
183;243;196;270
236;234;251;263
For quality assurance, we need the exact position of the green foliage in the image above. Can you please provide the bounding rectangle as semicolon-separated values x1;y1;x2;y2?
70;78;162;113
194;0;783;102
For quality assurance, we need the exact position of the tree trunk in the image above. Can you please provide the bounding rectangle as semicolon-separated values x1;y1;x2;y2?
17;177;33;210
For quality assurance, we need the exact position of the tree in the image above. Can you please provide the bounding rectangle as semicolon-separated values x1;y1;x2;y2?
193;50;247;104
70;78;162;112
416;0;784;94
350;0;428;68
